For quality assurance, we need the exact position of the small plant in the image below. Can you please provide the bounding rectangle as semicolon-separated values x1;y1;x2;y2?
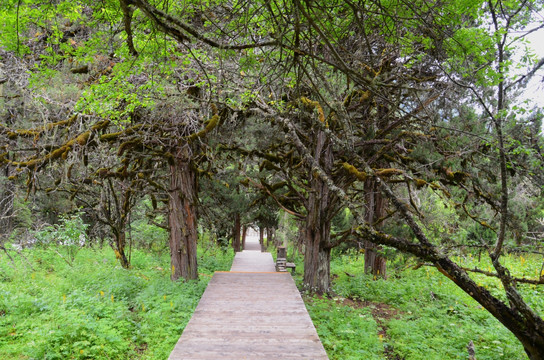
302;252;532;359
131;218;168;253
0;242;233;359
33;211;88;265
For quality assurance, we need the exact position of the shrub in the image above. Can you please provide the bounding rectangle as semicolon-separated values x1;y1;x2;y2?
32;211;88;265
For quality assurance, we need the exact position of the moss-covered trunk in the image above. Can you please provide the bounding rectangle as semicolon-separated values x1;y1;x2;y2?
0;179;14;235
112;229;130;269
303;216;332;293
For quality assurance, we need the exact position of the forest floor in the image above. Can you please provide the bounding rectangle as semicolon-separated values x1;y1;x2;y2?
0;245;233;360
297;250;542;360
1;244;542;359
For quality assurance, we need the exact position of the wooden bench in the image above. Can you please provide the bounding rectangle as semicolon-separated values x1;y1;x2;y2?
275;247;296;273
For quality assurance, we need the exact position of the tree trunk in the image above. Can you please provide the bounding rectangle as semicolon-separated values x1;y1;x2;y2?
303;181;332;293
303;219;331;294
361;190;544;359
168;148;198;281
364;179;387;278
364;240;386;277
270;227;276;248
433;257;544;360
523;338;544;360
113;229;130;269
260;227;265;249
242;225;247;250
0;183;14;236
233;212;241;252
0;156;14;236
303;131;334;294
296;220;305;256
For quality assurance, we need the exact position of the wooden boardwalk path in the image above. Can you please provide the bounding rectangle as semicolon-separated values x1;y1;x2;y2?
168;236;328;359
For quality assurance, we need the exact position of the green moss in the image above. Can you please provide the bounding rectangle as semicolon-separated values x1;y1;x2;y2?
76;132;91;146
118;139;142;156
4;115;78;140
187;114;220;141
414;178;427;188
7;129;40;140
375;168;403;177
343;162;368;181
300;97;326;124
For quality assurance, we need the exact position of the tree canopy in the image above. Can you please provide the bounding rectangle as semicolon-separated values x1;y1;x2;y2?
2;0;544;357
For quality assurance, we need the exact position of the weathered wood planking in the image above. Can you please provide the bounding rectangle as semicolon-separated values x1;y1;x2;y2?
231;236;275;272
168;237;328;360
168;272;328;360
229;251;276;272
242;237;261;251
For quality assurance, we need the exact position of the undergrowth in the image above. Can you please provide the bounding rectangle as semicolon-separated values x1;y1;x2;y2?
0;245;234;359
294;251;541;360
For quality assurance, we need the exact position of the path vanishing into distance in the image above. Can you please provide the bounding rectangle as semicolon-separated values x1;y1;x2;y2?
168;235;329;359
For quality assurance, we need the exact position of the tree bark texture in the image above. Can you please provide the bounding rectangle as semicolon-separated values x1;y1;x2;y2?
112;230;130;269
303;214;331;293
303;131;334;294
296;220;305;256
168;148;198;281
242;225;247;250
233;212;241;252
0;183;14;236
364;179;387;278
0;155;14;236
260;227;265;247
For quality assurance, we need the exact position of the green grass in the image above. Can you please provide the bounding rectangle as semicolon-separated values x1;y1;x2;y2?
297;251;541;360
0;245;234;359
305;295;384;360
2;241;540;359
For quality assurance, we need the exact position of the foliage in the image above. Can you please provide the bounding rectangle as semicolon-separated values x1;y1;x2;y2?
2;0;544;356
32;211;88;265
302;251;538;359
0;242;234;359
130;218;168;254
305;295;384;360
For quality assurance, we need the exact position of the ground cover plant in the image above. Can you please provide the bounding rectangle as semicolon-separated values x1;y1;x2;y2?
298;250;541;360
0;244;233;359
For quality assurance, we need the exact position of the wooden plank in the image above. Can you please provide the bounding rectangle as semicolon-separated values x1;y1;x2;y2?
243;238;261;251
168;272;328;359
168;235;328;360
229;250;276;272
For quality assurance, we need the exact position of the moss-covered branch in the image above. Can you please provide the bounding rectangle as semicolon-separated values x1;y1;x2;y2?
299;97;326;124
1;114;78;140
187;114;220;141
9;120;110;170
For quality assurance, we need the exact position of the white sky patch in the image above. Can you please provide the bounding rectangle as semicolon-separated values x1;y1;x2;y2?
524;27;544;109
514;10;544;111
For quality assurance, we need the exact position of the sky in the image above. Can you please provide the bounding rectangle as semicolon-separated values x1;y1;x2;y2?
522;22;544;109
